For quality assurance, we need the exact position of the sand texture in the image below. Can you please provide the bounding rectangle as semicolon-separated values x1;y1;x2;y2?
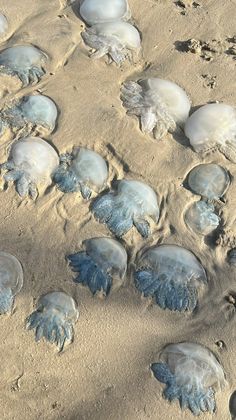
0;0;236;419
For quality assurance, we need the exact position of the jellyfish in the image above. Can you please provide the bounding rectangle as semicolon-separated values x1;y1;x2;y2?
1;136;59;199
186;163;230;201
26;291;79;352
184;201;220;235
0;45;47;87
53;147;108;199
0;94;58;137
121;78;191;140
80;0;131;26
82;21;141;64
0;14;8;38
0;252;23;314
92;179;160;238
151;342;226;416
184;103;236;163
68;237;127;295
134;244;207;312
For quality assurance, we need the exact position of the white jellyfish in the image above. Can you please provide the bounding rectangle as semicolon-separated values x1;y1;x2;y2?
0;45;48;87
0;252;23;314
26;291;79;352
121;78;191;140
54;147;108;199
184;201;220;235
152;342;226;416
134;244;207;312
80;0;131;26
184;103;236;162
68;237;127;295
0;94;58;137
92;179;160;238
1;136;59;199
82;21;141;64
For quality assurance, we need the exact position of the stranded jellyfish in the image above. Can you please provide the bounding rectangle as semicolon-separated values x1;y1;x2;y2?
151;342;226;416
134;244;207;312
68;237;127;295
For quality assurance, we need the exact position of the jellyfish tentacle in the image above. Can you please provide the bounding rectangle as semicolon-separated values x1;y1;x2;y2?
16;173;30;197
0;287;14;313
133;217;150;238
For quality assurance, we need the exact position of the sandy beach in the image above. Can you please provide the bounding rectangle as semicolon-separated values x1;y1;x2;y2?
0;0;236;419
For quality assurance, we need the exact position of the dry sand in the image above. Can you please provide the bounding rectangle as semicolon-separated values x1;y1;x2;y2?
0;0;236;419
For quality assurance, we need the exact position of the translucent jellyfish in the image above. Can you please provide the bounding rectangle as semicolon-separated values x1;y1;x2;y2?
151;342;226;416
92;179;160;238
227;248;236;266
0;45;47;87
134;244;207;312
187;163;230;200
0;14;8;37
185;103;236;162
68;237;127;295
54;147;108;199
0;252;23;314
26;291;79;352
229;390;236;419
82;21;141;65
121;78;191;140
1;136;59;199
80;0;131;26
0;94;58;137
184;201;220;235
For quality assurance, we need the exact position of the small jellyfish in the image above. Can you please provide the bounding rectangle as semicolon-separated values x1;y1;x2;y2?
187;163;230;201
121;78;191;140
134;244;207;312
26;291;79;352
227;248;236;266
151;342;226;416
1;136;59;199
0;14;8;38
68;237;127;295
0;252;23;314
184;201;220;235
80;0;131;26
53;147;108;199
229;390;236;419
0;94;58;137
0;45;47;87
82;21;141;65
184;103;236;163
92;179;160;238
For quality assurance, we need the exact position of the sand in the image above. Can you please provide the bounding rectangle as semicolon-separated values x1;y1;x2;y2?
0;0;235;419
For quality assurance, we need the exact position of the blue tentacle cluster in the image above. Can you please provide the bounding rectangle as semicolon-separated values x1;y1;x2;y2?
135;269;198;311
68;251;112;295
53;164;92;198
92;194;149;237
151;362;216;416
26;309;73;352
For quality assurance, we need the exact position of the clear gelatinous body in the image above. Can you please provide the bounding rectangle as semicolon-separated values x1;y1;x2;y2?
0;45;47;87
121;78;191;139
68;237;127;295
82;21;141;64
187;163;230;200
151;342;226;416
92;179;159;238
54;147;108;199
26;291;79;351
134;244;207;312
185;103;236;163
0;14;8;37
80;0;131;26
1;136;59;199
0;94;58;136
228;248;236;266
185;201;220;235
0;252;23;314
